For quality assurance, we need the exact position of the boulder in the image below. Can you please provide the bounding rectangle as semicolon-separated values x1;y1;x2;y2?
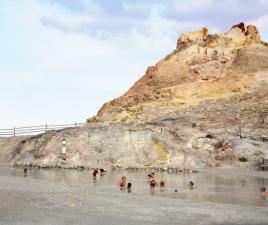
245;25;261;44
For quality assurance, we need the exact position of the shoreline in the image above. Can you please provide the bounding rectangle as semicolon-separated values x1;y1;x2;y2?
2;162;267;178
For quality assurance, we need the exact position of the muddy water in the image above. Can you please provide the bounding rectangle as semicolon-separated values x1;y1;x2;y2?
0;166;268;225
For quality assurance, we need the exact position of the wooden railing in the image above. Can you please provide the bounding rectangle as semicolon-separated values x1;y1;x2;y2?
0;123;84;137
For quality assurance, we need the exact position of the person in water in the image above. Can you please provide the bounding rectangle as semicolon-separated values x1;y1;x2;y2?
160;181;165;191
92;169;100;180
188;181;194;189
260;186;266;197
147;172;155;182
150;179;157;192
23;168;27;177
99;168;106;175
119;176;127;190
127;182;132;193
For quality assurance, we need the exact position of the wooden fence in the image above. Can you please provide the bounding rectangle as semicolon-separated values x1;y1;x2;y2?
0;122;84;137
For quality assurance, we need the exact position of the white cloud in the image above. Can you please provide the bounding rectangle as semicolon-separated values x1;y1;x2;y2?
0;0;180;127
0;0;267;128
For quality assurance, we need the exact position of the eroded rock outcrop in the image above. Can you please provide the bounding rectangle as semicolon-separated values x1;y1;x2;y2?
177;27;209;47
245;25;261;44
231;22;246;33
95;23;267;122
0;23;267;170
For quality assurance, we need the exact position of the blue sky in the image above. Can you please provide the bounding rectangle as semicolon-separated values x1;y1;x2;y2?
0;0;268;127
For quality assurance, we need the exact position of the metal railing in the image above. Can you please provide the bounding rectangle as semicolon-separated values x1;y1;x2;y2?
0;122;84;137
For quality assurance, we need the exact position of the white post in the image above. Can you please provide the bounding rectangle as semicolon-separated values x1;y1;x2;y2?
61;138;67;160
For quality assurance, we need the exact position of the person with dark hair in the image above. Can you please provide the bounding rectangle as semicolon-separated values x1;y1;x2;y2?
160;181;165;191
23;168;27;177
127;182;132;193
147;172;155;182
118;176;127;190
260;186;266;198
99;168;106;175
150;179;157;192
93;169;99;180
188;181;194;189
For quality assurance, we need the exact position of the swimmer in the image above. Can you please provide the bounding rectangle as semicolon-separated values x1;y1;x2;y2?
92;169;100;180
127;182;132;193
119;176;127;190
160;181;165;191
150;179;157;192
260;186;267;198
188;181;194;190
147;172;155;181
23;168;27;177
99;168;106;175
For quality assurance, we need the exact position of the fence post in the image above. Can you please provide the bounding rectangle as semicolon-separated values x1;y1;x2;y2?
45;124;48;132
13;126;16;137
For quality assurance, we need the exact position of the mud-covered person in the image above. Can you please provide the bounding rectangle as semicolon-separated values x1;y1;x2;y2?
118;176;127;190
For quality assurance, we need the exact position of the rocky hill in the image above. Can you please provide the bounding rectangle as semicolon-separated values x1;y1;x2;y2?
1;23;268;170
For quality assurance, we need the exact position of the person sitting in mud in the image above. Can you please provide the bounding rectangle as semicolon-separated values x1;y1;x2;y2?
118;176;127;190
160;181;165;191
93;169;99;180
127;182;132;193
23;168;27;177
260;186;266;197
99;168;106;175
150;179;157;192
188;181;194;189
147;172;155;181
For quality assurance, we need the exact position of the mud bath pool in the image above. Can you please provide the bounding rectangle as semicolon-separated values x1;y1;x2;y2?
0;165;268;225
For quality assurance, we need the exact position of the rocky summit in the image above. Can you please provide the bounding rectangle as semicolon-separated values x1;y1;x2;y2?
1;23;268;170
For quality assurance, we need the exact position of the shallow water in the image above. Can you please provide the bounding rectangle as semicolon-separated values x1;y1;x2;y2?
0;166;268;225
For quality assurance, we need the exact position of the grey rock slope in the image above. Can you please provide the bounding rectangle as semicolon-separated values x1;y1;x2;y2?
0;23;268;169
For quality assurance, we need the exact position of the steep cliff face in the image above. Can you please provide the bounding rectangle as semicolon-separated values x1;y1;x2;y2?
1;23;268;169
93;23;268;124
